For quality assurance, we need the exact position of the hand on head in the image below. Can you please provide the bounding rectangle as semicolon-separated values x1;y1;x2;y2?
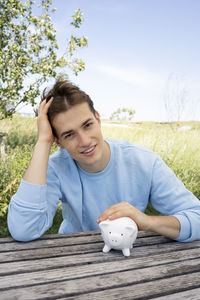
37;97;55;145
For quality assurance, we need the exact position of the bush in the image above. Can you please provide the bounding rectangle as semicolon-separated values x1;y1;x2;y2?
0;145;33;218
7;130;37;149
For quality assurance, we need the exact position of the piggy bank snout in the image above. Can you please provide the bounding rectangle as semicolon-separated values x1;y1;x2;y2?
108;233;121;246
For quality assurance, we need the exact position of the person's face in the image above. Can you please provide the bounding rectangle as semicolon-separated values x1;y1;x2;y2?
52;102;110;173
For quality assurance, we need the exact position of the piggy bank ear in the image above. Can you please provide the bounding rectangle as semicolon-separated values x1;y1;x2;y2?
99;221;109;230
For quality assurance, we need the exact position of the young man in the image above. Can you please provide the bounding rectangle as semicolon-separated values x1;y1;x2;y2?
8;80;200;242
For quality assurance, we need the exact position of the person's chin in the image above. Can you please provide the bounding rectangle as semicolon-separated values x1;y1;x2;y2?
79;147;102;169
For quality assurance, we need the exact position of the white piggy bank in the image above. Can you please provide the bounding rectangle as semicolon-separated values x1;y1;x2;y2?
99;217;138;257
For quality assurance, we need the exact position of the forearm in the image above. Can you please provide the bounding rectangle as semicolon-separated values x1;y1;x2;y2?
23;140;52;185
23;97;55;185
144;215;180;240
97;202;181;240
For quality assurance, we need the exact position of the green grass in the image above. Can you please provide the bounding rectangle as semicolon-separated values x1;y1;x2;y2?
0;116;200;237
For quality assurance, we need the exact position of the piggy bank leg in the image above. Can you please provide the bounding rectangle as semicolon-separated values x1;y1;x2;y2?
103;244;111;253
122;248;130;257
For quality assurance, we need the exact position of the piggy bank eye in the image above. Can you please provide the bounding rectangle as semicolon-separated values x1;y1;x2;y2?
121;234;123;236
109;232;111;234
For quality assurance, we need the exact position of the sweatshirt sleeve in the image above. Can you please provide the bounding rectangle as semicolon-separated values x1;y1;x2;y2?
149;156;200;242
7;164;62;242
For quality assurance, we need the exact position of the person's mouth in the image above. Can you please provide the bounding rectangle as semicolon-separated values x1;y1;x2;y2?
81;145;96;156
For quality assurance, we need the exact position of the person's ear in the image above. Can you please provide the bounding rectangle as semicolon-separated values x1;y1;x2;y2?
95;111;101;125
55;138;64;149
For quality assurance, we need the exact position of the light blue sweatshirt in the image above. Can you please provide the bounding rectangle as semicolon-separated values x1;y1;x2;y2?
8;139;200;242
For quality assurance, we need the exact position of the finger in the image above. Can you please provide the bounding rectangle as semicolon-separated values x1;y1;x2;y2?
97;202;135;223
38;97;54;114
96;206;119;223
107;204;132;220
108;210;122;220
96;211;110;223
46;95;54;102
38;99;47;113
43;97;54;110
45;96;54;105
44;97;54;114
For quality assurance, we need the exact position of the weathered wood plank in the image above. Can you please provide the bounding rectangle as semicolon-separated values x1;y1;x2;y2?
154;287;200;299
0;237;175;262
0;242;103;262
0;231;159;244
65;275;200;300
0;248;199;289
0;235;103;252
0;231;100;244
0;241;199;275
0;233;169;252
0;237;199;265
1;259;200;299
38;230;159;239
66;273;200;300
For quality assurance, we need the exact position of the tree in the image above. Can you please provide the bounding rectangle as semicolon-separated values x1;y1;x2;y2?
110;107;135;122
0;0;88;119
163;73;189;123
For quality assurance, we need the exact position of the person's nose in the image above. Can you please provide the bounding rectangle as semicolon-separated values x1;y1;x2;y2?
78;131;91;148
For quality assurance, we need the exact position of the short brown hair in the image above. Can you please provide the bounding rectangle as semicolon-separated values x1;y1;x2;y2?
41;79;96;137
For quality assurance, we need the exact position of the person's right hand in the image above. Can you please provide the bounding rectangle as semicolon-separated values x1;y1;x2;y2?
37;97;55;145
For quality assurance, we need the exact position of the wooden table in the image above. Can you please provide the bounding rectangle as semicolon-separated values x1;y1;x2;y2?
0;231;200;299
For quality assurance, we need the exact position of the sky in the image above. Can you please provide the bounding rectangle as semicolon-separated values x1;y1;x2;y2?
20;0;200;121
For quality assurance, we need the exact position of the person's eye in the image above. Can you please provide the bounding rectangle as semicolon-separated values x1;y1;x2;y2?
85;122;93;128
64;133;74;139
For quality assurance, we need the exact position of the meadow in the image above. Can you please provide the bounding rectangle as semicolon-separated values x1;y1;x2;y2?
0;115;200;238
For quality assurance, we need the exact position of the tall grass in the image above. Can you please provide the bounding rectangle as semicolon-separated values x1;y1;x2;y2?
0;116;199;237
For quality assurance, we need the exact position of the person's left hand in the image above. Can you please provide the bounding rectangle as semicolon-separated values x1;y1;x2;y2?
96;201;150;231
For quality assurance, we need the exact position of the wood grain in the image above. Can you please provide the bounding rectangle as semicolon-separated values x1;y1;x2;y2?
0;231;199;299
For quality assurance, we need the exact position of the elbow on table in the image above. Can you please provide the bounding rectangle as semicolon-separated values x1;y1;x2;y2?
8;225;39;242
7;201;48;242
174;211;200;243
7;216;41;242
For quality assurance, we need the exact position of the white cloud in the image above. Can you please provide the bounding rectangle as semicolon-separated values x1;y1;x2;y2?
91;64;165;89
